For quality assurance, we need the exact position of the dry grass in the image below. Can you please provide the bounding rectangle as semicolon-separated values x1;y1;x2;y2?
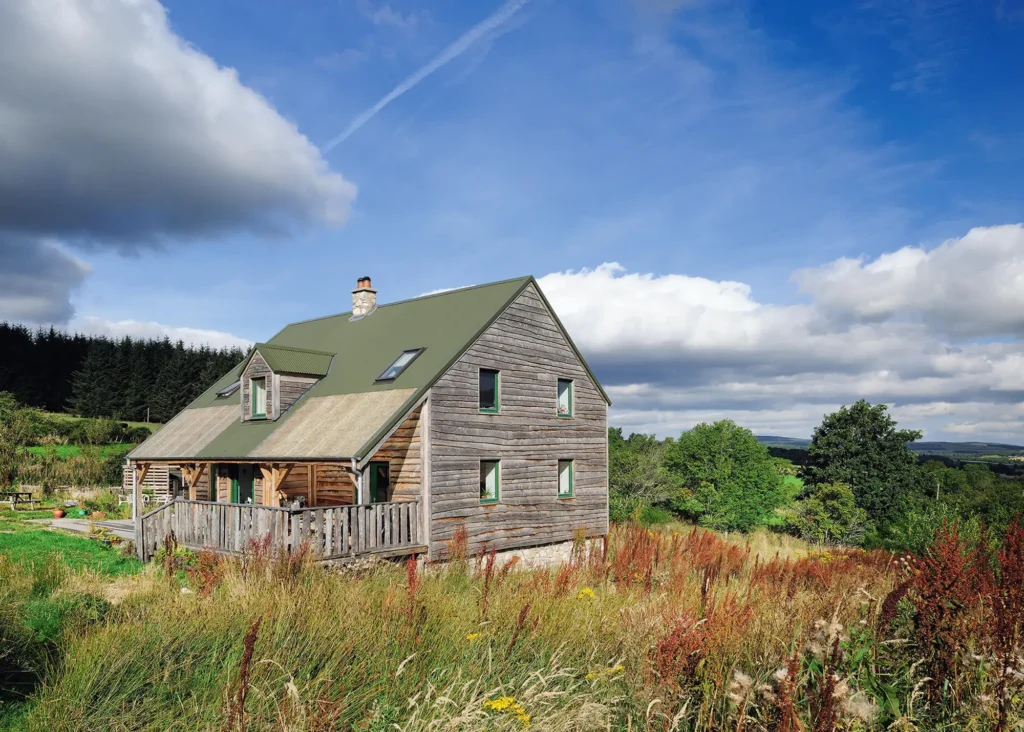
3;522;1021;731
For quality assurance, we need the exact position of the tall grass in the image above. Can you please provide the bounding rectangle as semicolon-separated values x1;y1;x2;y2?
4;521;1022;730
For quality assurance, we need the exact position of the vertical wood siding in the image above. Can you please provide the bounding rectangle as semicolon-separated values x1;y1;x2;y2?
428;283;608;556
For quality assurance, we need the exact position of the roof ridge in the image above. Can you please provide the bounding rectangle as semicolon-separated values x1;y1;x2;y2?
280;275;533;328
254;342;336;356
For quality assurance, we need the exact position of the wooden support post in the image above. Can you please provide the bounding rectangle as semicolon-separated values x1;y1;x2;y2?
259;465;276;507
132;462;142;560
183;463;206;501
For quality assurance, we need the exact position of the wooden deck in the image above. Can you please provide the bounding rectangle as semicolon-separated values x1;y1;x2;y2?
138;498;423;562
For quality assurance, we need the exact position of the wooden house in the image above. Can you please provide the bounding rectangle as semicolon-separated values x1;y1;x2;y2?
128;276;610;562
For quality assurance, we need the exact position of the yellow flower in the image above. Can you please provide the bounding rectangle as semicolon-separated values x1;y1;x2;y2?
577;587;596;600
465;633;482;641
587;664;626;681
483;696;530;727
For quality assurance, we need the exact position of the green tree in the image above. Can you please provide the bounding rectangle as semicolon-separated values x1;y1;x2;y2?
805;400;921;529
608;428;677;503
663;419;784;532
785;482;868;545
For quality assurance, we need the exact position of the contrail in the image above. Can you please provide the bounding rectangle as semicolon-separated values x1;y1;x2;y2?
322;0;528;152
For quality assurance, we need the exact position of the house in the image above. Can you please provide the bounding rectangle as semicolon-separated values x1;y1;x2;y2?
128;276;610;562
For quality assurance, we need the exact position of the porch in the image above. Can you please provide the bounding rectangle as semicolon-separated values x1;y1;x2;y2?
137;498;424;562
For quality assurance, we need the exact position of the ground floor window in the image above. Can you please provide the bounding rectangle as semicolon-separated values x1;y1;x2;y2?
558;460;574;498
480;460;500;504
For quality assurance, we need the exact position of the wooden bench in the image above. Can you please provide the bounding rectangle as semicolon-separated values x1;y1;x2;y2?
1;491;36;510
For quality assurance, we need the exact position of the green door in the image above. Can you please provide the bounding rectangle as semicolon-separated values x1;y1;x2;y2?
368;462;390;503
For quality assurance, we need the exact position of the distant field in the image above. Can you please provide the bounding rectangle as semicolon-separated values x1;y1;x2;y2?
758;435;1024;458
39;411;161;434
22;444;135;458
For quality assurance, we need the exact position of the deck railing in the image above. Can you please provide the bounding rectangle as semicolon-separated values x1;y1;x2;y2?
138;499;423;562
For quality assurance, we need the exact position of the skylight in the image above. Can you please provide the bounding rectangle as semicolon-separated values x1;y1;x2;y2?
217;381;240;398
376;348;424;382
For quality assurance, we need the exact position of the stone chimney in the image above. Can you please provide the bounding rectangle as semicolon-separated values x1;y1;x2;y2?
351;276;377;318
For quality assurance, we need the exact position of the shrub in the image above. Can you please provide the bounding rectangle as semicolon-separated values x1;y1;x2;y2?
785;482;869;546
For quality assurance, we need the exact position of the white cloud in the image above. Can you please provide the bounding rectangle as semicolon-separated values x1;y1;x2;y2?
0;0;356;245
537;225;1024;442
794;224;1024;337
71;316;251;351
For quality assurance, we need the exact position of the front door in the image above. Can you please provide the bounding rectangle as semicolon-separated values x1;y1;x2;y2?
237;464;254;504
368;462;390;503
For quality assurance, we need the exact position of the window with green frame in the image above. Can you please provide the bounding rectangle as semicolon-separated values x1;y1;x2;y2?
556;378;573;418
250;377;267;418
557;460;574;498
480;460;500;503
479;368;500;413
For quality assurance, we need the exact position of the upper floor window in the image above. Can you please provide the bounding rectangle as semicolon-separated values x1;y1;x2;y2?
251;377;267;419
376;348;424;382
479;368;500;413
557;378;573;418
480;460;500;503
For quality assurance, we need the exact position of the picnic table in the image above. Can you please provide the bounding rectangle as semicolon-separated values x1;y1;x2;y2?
1;491;36;509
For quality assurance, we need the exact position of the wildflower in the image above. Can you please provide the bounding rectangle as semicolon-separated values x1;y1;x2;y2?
483;696;530;727
577;587;596;600
727;669;753;705
466;633;481;641
844;693;879;723
586;664;625;681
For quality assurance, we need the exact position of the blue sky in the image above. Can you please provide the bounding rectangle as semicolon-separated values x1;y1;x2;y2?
2;0;1023;441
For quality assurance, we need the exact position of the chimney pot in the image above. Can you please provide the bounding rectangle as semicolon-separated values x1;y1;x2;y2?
351;275;377;318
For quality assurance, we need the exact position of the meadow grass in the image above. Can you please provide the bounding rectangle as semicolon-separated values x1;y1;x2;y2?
21;443;135;459
0;519;1020;730
0;510;139;576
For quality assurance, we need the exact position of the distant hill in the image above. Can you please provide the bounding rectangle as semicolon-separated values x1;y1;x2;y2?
757;436;1024;457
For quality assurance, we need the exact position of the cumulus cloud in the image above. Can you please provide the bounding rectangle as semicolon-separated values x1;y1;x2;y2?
71;316;251;351
0;236;90;323
794;224;1024;337
538;225;1024;441
0;0;356;245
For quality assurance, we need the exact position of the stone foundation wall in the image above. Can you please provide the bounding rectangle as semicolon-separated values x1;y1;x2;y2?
490;538;604;570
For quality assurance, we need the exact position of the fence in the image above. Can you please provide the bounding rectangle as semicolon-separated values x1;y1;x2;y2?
137;499;423;562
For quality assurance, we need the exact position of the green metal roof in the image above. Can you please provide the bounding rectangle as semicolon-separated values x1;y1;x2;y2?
243;343;334;377
132;275;610;461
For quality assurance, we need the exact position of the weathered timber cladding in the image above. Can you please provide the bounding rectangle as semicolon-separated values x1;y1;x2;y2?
279;374;318;414
428;283;608;555
241;351;274;420
371;406;422;502
313;463;357;505
192;470;211;501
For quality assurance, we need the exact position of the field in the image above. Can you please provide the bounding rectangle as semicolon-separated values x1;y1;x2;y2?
22;444;135;459
34;411;161;434
1;510;1020;731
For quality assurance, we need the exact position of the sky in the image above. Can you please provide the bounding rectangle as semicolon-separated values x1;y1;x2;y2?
2;0;1023;442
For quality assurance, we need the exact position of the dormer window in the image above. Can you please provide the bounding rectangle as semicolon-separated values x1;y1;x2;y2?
376;348;424;382
250;377;267;419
